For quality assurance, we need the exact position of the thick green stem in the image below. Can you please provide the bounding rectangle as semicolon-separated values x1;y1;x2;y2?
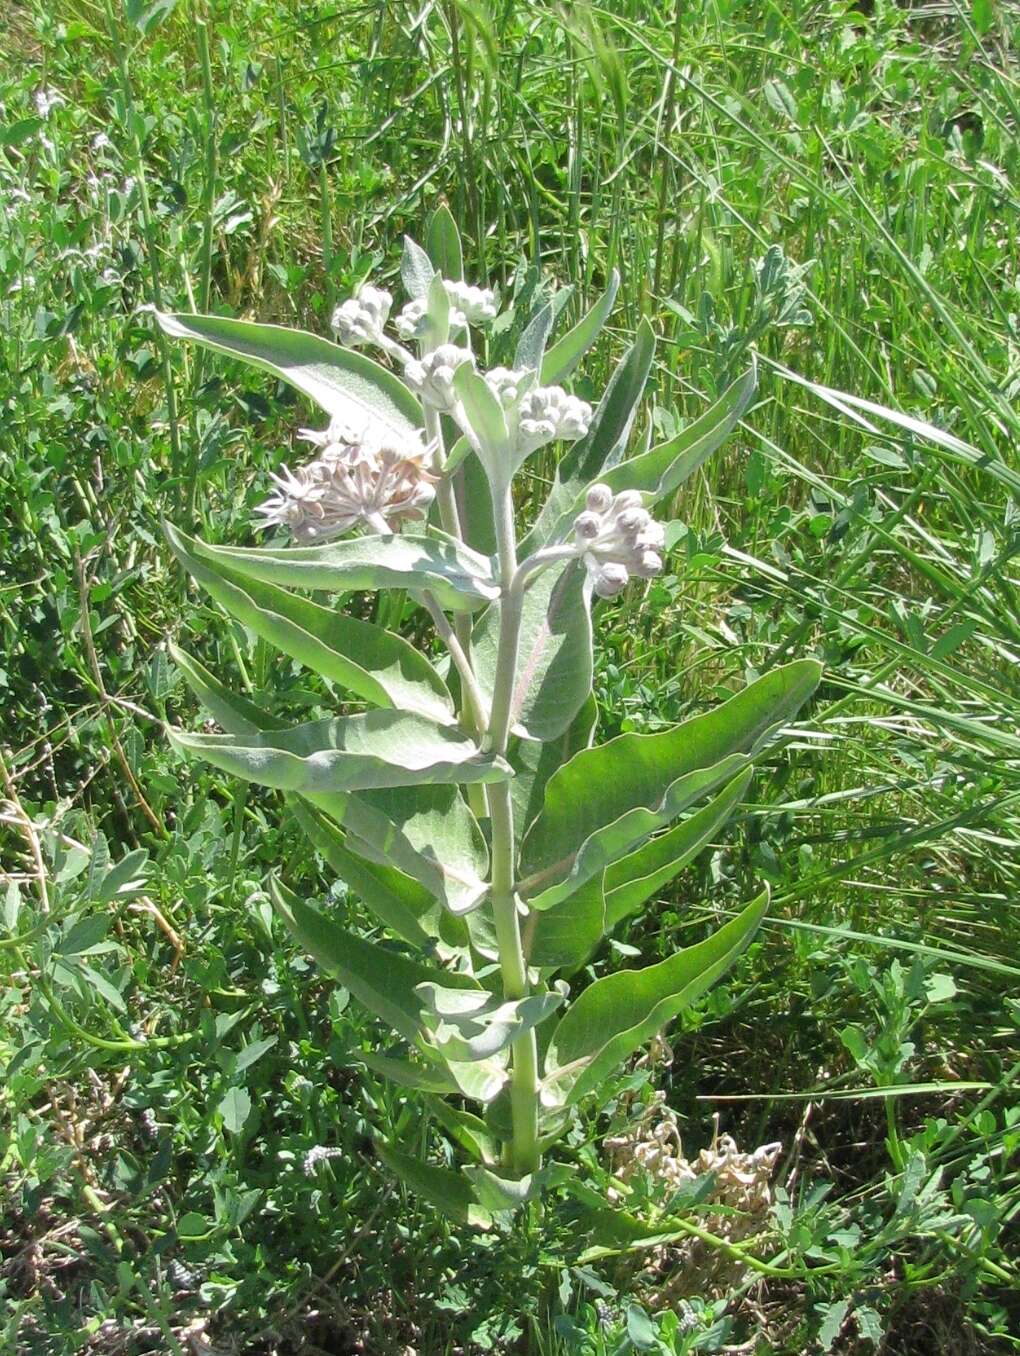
426;406;486;815
485;483;540;1176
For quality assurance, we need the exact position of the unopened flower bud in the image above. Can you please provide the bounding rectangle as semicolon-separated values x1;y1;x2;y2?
633;550;663;579
485;367;530;409
616;507;650;535
403;344;474;412
586;483;613;513
518;386;592;452
573;511;602;541
331;285;392;347
572;483;666;596
443;279;498;325
594;563;630;598
395;298;428;340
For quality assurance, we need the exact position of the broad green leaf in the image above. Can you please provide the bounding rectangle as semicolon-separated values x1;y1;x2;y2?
464;1166;536;1214
289;799;438;949
358;1049;458;1094
445;1057;508;1103
426;1096;499;1164
169;644;370;878
169;709;511;794
401;235;435;300
270;879;477;1044
523;319;655;554
340;783;490;917
531;769;753;972
184;533;499;614
544;888;769;1106
375;1139;492;1229
218;1087;252;1135
453;447;498;556
425;204;463;281
515;302;555;374
509;695;598;842
169;642;287;737
519;661;821;909
606;363;756;502
155;312;420;441
602;767;753;931
96;848;149;904
172;647;481;917
473;561;593;741
539;364;757;544
416;982;566;1063
166;523;455;725
541;269;620;385
527;880;606;971
453;363;512;486
420;272;451;350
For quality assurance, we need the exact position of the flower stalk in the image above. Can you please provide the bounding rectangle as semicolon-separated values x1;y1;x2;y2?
485;480;540;1174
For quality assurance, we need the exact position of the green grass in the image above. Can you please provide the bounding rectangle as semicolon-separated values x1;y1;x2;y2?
2;0;1019;1351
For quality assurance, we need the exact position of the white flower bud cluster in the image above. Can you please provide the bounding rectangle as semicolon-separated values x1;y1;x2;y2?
573;483;665;597
443;279;498;325
477;368;591;460
394;280;499;340
518;385;592;452
394;297;428;341
255;422;437;542
403;344;475;412
483;366;532;410
330;285;392;347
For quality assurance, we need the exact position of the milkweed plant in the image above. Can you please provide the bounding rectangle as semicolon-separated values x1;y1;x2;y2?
157;206;821;1228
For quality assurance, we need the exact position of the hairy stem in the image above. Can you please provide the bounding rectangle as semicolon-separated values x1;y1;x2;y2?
486;483;540;1175
425;405;485;814
419;590;488;735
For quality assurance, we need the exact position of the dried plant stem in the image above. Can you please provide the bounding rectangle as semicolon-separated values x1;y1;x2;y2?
0;748;50;915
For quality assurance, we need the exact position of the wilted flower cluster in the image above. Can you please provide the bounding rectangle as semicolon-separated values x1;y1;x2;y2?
607;1098;782;1213
573;483;665;596
607;1096;783;1296
255;421;437;542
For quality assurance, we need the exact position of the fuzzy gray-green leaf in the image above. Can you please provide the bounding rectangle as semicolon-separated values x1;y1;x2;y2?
155;311;420;440
187;533;499;614
169;709;511;794
270;879;477;1045
519;661;821;909
473;560;593;742
541;269;620;385
166;522;455;725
